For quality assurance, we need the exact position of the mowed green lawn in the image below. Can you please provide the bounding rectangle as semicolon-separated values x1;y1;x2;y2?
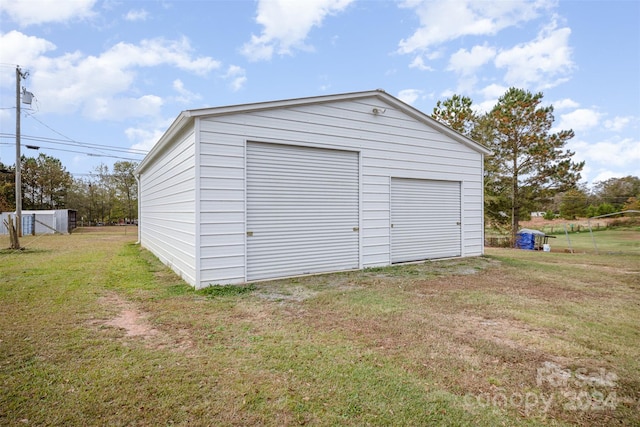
1;227;638;426
548;228;640;254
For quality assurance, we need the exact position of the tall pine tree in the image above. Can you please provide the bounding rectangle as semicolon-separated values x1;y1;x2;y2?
432;94;477;137
432;88;584;242
481;88;583;240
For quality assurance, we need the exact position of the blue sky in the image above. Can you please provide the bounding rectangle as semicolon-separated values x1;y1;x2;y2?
1;0;638;185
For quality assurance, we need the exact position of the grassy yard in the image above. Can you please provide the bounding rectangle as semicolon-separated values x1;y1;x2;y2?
1;227;638;426
546;228;640;254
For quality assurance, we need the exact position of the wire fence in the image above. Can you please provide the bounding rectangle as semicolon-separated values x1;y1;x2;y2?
486;228;639;255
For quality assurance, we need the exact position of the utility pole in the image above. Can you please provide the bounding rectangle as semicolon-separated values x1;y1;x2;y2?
14;66;31;237
15;66;23;237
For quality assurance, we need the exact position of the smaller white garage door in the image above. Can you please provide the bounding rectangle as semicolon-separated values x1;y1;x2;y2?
391;178;461;263
246;142;360;281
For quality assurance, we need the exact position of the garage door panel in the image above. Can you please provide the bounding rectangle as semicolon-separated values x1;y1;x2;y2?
247;142;360;281
391;178;461;263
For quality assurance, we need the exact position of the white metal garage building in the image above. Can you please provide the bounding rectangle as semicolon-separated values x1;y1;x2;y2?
135;90;490;288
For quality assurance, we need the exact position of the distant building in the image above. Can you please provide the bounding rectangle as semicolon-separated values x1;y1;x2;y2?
1;210;77;235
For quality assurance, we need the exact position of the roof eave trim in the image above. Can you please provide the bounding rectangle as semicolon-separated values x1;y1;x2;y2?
185;89;385;118
135;111;193;175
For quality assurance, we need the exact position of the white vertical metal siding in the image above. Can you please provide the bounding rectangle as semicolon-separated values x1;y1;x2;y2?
390;178;461;263
139;129;197;286
198;132;246;286
246;142;360;281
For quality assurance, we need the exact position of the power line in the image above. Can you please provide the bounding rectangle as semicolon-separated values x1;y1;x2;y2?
0;133;148;155
1;87;152;161
0;142;143;161
2;109;149;156
69;172;137;177
24;113;142;159
25;113;107;158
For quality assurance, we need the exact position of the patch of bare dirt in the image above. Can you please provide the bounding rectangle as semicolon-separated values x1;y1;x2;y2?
520;216;617;229
418;267;598;303
105;306;158;338
442;312;550;360
254;275;362;302
89;292;193;351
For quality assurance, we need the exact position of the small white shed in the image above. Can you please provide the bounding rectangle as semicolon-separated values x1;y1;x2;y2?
136;90;490;288
1;209;77;235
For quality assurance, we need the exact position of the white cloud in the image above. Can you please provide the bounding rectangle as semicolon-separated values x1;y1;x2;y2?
127;127;166;152
1;32;220;120
126;116;175;152
398;0;549;54
397;89;423;105
604;116;633;132
569;137;640;183
0;31;56;76
453;77;480;98
124;9;148;22
553;98;579;110
103;37;220;76
223;65;247;92
409;56;434;71
172;79;201;104
448;44;496;75
0;0;96;26
555;108;601;132
241;0;355;61
84;95;164;121
474;100;498;114
173;79;187;94
479;83;508;100
472;83;508;113
590;170;625;185
439;89;455;99
494;19;573;89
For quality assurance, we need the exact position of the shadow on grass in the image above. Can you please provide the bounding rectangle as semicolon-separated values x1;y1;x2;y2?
0;247;50;255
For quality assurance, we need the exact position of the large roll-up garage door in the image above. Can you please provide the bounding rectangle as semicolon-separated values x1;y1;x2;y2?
246;142;360;281
391;178;461;263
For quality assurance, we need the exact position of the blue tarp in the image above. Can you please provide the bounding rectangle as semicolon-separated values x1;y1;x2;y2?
516;232;535;250
516;228;547;250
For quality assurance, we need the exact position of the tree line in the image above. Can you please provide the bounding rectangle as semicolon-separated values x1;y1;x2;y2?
1;86;638;233
0;155;137;226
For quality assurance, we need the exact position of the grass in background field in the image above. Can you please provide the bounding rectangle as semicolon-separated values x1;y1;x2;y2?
550;228;640;254
1;227;639;426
